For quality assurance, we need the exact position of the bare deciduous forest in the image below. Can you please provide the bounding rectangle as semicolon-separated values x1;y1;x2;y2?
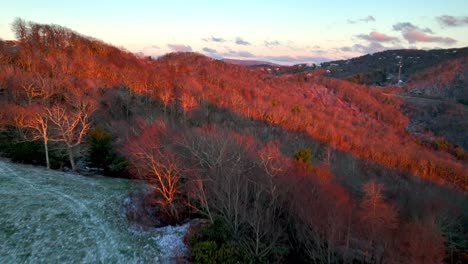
0;19;466;263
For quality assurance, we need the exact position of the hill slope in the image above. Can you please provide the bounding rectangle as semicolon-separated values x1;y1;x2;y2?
0;21;466;189
0;160;164;262
252;48;468;86
0;20;467;263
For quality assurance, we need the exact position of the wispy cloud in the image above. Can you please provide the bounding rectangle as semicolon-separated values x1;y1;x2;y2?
264;55;331;64
357;31;399;43
404;31;456;45
340;47;353;52
201;46;332;65
392;22;432;33
264;40;281;48
393;22;456;45
167;44;192;52
140;45;161;55
437;15;468;27
235;37;251;46
203;47;254;59
202;47;217;53
202;36;226;42
225;49;254;57
347;15;376;24
341;42;386;54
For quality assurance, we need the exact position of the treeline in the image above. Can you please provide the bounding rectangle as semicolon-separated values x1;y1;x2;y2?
0;19;466;263
1;19;466;190
147;52;467;190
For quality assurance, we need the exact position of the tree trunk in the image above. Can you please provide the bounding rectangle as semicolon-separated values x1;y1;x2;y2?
44;140;50;169
67;146;77;171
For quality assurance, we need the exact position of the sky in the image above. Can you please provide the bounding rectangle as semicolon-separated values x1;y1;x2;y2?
1;0;468;65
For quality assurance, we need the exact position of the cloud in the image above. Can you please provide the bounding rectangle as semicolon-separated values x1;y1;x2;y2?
437;15;468;27
348;15;376;24
201;47;223;59
363;15;376;22
201;47;334;65
140;45;161;55
235;37;251;46
225;49;254;57
403;31;456;44
340;47;353;52
167;44;192;52
357;31;399;43
202;47;217;53
392;22;432;33
201;47;255;59
393;22;456;45
202;36;226;42
264;55;331;64
341;42;386;54
264;40;281;48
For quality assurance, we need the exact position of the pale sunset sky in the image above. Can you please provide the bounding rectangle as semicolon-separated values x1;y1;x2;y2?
1;0;467;64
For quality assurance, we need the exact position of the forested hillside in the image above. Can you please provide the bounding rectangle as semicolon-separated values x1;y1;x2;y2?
0;19;466;263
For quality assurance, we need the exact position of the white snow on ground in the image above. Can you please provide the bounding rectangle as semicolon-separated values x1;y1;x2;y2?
153;222;191;263
0;159;191;263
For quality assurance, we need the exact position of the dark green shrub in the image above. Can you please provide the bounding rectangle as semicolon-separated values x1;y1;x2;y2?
454;147;467;160
294;148;312;164
2;140;44;165
291;105;302;113
107;156;129;176
187;220;248;263
191;240;246;264
433;139;450;151
0;133;67;169
88;126;113;169
87;126;129;177
191;241;218;264
186;219;231;245
215;242;244;263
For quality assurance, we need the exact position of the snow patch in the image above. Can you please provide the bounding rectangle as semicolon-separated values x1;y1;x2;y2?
153;222;191;263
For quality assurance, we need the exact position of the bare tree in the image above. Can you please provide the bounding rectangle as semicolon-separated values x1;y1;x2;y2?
240;176;287;260
20;83;37;106
159;89;173;114
46;99;95;171
180;127;252;236
358;180;398;263
12;18;28;42
181;128;290;259
125;121;185;223
396;218;446;264
14;105;53;169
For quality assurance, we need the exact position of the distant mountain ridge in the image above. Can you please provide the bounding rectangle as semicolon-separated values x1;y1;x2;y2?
221;58;278;66
251;47;468;85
